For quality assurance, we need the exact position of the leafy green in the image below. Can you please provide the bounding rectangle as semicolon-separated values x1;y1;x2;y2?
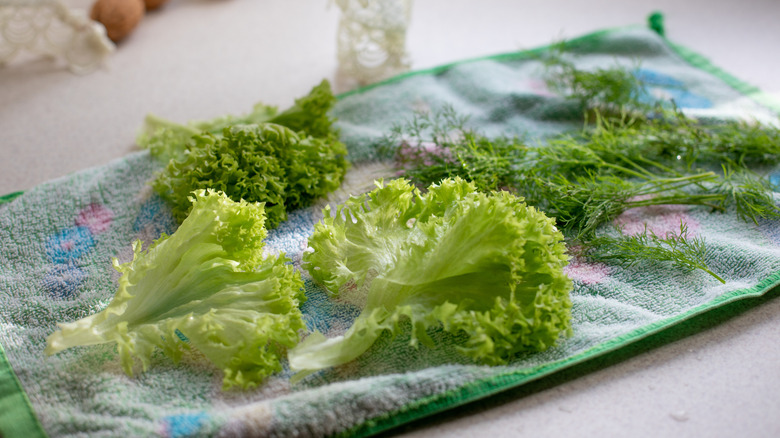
45;190;306;390
266;79;339;140
153;123;349;228
384;106;526;192
578;108;780;172
289;178;572;375
542;48;649;117
137;79;338;162
710;166;780;225
585;222;724;283
524;172;725;240
137;102;279;163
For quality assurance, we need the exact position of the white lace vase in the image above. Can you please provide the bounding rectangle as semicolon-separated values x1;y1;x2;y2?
0;0;114;74
335;0;412;89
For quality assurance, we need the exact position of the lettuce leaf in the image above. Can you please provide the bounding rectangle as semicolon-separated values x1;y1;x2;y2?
266;79;338;140
137;79;337;162
289;178;572;375
45;190;306;390
153;123;349;228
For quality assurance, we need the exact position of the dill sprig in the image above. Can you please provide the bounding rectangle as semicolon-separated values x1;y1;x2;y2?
525;172;725;240
381;107;526;192
713;166;780;224
585;222;725;283
584;108;780;172
541;46;651;117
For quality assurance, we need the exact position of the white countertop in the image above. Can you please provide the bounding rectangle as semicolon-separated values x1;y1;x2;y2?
2;1;779;437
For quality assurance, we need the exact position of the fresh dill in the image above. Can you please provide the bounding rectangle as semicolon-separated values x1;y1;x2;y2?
379;51;780;282
382;106;526;193
524;172;725;240
541;45;651;117
585;222;725;283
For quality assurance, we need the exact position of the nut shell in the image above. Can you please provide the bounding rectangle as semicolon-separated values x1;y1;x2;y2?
90;0;145;43
144;0;170;11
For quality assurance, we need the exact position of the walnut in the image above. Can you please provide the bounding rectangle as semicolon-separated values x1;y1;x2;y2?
90;0;145;43
144;0;171;11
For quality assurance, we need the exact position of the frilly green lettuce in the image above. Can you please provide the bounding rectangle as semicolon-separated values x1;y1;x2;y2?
289;178;573;375
153;123;349;228
265;79;339;140
137;79;337;163
45;190;306;390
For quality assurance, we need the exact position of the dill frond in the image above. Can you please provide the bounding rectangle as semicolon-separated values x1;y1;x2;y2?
585;222;725;283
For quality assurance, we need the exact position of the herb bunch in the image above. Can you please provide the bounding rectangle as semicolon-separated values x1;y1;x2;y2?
586;222;725;283
140;80;349;229
541;49;651;117
381;57;780;283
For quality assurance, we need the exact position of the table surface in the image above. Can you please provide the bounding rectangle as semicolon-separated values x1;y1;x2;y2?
2;1;779;437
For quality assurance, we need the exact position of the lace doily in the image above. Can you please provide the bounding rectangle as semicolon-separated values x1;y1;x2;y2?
0;0;114;74
335;0;412;88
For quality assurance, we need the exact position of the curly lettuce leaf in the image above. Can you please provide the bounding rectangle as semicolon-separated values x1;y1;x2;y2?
45;190;306;390
137;79;338;162
290;178;572;374
267;79;339;140
153;123;349;228
137;103;279;163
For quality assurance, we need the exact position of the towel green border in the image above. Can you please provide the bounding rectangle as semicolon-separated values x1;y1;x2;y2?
335;17;780;115
664;42;780;113
646;11;780;112
0;343;47;438
0;191;23;206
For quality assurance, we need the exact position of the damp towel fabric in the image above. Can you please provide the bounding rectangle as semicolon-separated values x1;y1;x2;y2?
2;25;780;438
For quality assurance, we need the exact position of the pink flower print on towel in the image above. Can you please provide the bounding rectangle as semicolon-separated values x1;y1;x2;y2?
564;246;610;285
75;203;114;235
615;201;700;239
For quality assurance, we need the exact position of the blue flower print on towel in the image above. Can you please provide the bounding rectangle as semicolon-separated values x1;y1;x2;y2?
133;194;177;240
41;264;87;298
768;171;780;190
300;280;362;335
634;69;712;109
45;226;95;264
161;412;209;438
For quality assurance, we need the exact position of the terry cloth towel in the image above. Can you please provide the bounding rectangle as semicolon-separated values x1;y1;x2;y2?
2;23;780;438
